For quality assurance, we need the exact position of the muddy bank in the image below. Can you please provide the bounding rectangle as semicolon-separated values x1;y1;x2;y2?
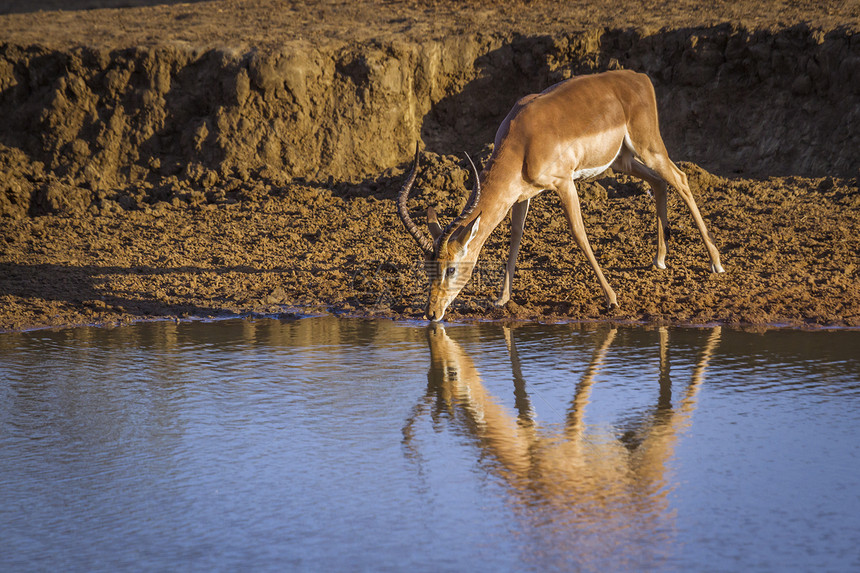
2;152;859;331
1;1;859;330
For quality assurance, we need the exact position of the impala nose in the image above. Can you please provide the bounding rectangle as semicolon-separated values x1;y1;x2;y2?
424;307;443;322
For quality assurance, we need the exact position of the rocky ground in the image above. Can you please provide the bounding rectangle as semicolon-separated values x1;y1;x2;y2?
1;1;858;331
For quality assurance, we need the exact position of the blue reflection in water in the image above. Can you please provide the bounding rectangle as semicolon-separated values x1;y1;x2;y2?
0;318;858;572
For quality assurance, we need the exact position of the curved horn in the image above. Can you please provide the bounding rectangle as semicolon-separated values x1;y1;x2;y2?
397;144;434;256
438;152;482;256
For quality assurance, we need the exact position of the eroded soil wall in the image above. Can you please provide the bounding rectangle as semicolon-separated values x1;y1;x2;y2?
1;25;858;218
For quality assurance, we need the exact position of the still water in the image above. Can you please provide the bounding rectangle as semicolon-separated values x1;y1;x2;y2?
1;317;859;572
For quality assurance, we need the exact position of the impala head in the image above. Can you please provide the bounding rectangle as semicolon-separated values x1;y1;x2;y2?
397;146;482;322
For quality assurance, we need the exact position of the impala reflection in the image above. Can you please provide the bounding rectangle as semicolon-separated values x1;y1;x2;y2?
405;324;721;566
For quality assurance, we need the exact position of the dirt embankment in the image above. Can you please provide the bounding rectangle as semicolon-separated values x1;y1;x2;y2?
1;2;859;330
2;24;859;219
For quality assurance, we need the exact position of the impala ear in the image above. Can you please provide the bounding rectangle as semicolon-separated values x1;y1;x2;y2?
452;214;481;257
427;206;443;240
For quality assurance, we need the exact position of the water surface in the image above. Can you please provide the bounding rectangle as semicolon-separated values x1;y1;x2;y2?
1;318;859;571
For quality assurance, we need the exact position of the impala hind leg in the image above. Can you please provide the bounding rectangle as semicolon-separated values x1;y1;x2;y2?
611;156;670;269
638;150;724;273
495;199;530;307
556;180;618;308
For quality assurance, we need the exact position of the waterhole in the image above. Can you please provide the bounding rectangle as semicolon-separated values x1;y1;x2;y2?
1;317;858;571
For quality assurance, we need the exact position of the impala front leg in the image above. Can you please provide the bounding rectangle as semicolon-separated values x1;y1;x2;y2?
495;199;530;307
556;180;618;309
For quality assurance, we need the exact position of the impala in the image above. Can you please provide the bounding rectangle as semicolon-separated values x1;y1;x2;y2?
398;69;724;321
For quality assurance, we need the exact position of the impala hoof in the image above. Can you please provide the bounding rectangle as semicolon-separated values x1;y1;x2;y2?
711;263;725;274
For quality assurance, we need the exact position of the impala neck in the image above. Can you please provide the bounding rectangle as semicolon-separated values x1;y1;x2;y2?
460;146;526;260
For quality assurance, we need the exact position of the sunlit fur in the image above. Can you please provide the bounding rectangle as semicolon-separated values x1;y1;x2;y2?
400;70;725;323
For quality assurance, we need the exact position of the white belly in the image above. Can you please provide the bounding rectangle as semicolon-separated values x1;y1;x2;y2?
572;139;624;181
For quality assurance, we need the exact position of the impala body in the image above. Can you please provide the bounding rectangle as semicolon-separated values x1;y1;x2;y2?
398;70;724;322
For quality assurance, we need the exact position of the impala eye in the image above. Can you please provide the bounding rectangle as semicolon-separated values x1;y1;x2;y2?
446;266;456;278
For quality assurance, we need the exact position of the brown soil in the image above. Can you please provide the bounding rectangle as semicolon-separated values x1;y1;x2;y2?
1;1;859;331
